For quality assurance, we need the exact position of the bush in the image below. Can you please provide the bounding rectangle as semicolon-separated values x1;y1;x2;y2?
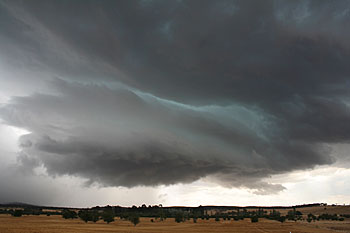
251;216;258;223
91;211;99;223
175;212;184;223
62;210;77;219
308;213;317;221
78;210;92;223
120;213;128;220
278;216;286;223
287;210;295;221
295;211;303;216
215;216;220;221
12;210;23;217
128;213;140;226
102;210;114;224
318;213;339;221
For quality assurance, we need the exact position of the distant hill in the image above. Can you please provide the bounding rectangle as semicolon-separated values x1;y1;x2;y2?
0;202;328;211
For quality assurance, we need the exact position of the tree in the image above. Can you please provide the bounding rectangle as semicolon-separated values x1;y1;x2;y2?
78;210;92;223
91;211;99;223
102;210;114;224
175;212;184;223
251;216;259;223
159;208;165;221
128;213;140;226
278;216;286;223
12;210;23;217
62;210;77;219
287;210;295;221
120;212;128;220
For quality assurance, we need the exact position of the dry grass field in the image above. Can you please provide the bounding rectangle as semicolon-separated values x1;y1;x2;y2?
295;205;350;216
0;214;349;233
209;205;350;216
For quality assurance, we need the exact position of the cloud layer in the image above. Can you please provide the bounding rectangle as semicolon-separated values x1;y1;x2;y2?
0;78;334;194
0;0;350;195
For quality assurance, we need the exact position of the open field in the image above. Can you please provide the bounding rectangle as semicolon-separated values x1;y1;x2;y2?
1;215;350;233
207;205;350;216
293;205;350;216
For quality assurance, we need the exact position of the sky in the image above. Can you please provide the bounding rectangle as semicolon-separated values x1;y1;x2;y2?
0;0;350;208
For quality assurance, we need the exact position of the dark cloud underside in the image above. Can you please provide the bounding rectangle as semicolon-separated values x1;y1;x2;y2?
0;0;350;194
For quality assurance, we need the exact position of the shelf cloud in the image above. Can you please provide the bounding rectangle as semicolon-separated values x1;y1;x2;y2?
0;0;350;196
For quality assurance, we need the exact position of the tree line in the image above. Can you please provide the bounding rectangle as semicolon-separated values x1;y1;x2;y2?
2;203;349;225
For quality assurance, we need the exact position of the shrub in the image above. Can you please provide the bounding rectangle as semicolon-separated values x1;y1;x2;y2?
91;211;99;223
278;216;286;223
128;213;140;226
287;210;296;221
295;211;302;216
78;210;92;223
12;210;23;217
102;210;114;224
251;216;258;223
308;213;317;221
62;210;77;219
175;212;184;223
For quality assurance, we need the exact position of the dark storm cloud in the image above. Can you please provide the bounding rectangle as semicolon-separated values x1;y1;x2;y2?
0;0;350;194
0;79;333;194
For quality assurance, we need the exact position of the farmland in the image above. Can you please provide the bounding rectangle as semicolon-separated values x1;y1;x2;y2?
1;203;350;232
1;213;350;233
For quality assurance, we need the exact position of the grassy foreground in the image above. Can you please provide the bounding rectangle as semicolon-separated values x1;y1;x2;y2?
1;215;348;233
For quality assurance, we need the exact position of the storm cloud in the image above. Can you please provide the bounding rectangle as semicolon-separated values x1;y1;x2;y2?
0;0;350;195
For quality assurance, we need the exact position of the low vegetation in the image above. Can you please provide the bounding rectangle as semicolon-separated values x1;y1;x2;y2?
1;202;349;230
